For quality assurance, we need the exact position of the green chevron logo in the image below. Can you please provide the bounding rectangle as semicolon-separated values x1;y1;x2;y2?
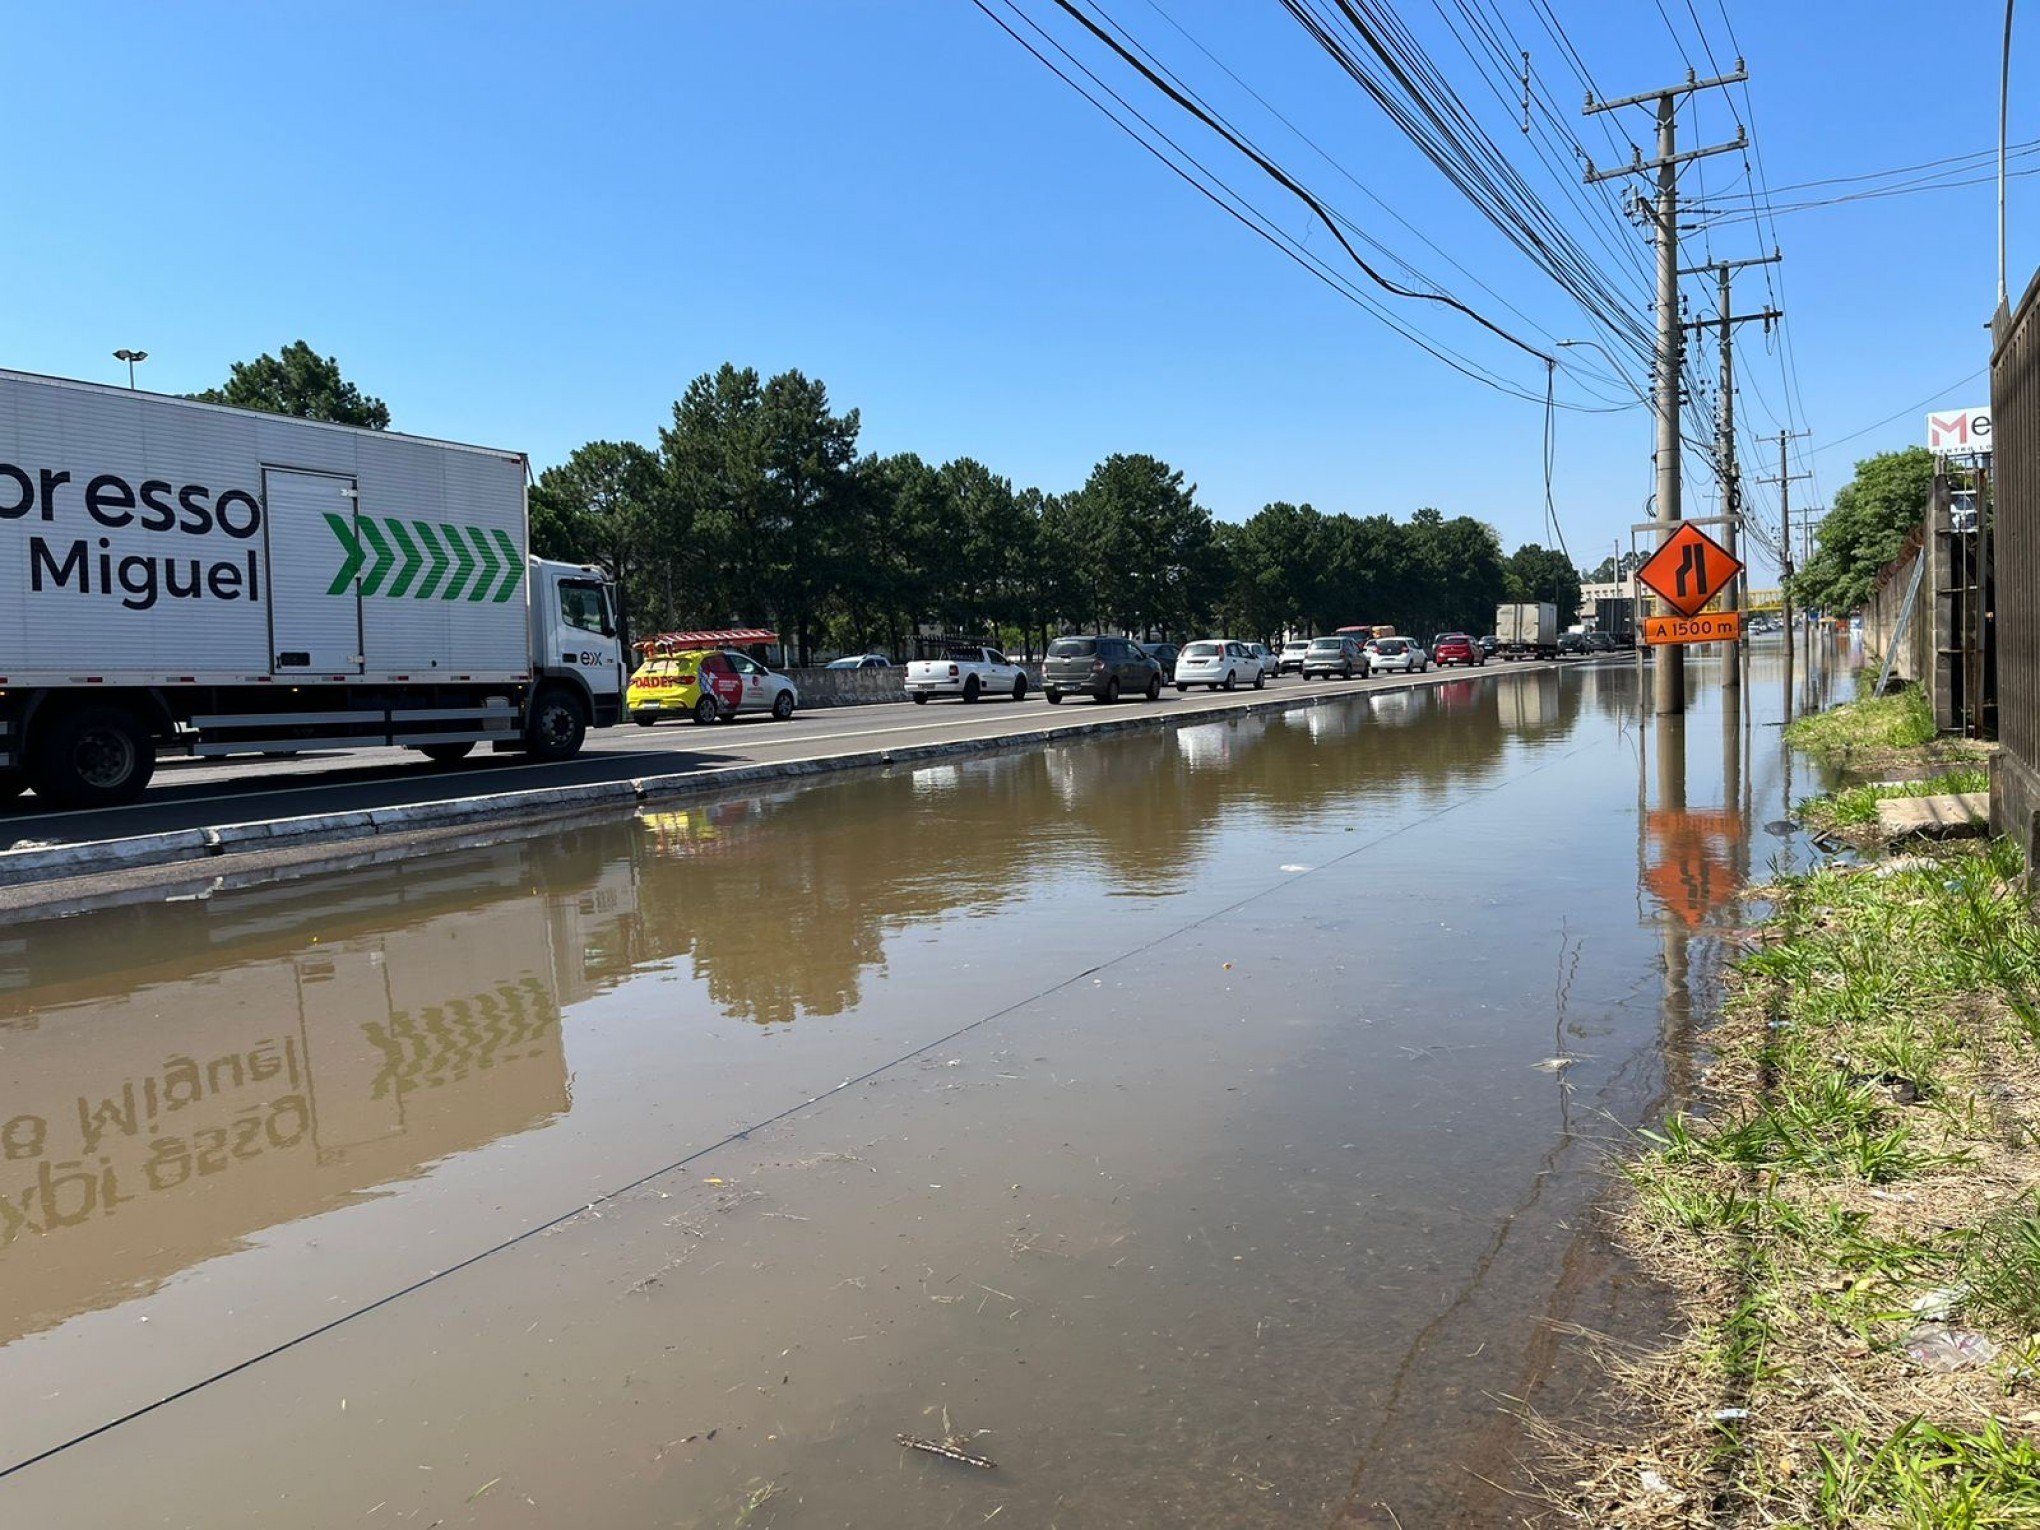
326;515;524;603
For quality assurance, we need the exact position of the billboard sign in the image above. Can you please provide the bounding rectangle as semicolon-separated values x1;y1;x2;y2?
1927;407;1992;455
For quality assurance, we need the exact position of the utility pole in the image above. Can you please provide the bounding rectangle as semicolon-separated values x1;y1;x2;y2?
1679;252;1781;694
1586;63;1750;716
1759;430;1812;645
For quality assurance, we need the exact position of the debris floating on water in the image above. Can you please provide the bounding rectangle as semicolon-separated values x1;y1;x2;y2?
897;1434;998;1470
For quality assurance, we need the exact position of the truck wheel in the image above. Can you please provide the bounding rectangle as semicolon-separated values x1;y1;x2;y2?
417;742;475;763
963;676;981;704
524;687;588;760
28;705;156;809
1011;675;1027;702
693;696;719;725
772;691;796;720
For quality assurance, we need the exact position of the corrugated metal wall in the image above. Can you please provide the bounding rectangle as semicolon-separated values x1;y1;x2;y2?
1991;271;2040;855
1862;522;1929;690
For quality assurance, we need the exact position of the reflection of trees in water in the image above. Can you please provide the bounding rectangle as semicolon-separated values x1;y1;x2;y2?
621;688;1538;1026
1;679;1596;1045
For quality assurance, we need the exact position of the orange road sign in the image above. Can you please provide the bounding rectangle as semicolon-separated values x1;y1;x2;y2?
1636;522;1744;617
1643;611;1744;645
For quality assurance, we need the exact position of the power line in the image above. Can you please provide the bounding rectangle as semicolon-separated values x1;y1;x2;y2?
1691;161;2040;222
1135;0;1579;351
1717;136;2040;196
969;0;1611;406
1274;0;1657;363
1812;369;1988;457
1708;0;1823;521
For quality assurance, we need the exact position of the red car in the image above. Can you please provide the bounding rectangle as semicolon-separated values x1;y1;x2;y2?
1432;633;1485;667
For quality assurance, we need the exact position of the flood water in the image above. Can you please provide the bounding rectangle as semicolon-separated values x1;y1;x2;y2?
0;645;1856;1527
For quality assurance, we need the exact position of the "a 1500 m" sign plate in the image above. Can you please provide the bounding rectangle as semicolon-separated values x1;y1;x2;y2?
1643;611;1743;645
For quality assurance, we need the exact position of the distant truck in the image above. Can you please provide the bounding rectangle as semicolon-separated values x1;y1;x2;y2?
1591;596;1638;648
1496;602;1558;659
904;645;1029;704
0;370;623;808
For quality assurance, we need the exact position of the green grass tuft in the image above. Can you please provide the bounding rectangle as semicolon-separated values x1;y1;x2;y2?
1814;1417;2040;1527
1785;688;1937;756
1802;767;1990;829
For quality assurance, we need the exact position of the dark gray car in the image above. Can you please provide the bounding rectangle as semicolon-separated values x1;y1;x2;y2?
1043;635;1164;704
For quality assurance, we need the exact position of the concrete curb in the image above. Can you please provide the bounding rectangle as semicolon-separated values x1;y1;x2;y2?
0;663;1553;890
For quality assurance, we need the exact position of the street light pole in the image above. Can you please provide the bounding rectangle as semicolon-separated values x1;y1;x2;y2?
1555;338;1649;408
112;348;148;389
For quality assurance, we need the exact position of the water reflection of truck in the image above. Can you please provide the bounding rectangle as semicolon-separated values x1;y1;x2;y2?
0;846;635;1346
1496;669;1561;731
1496;602;1558;660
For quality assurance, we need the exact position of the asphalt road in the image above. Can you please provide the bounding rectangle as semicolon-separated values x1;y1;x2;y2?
0;661;1567;851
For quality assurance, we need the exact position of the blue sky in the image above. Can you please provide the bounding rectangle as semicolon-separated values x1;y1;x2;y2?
0;2;2019;580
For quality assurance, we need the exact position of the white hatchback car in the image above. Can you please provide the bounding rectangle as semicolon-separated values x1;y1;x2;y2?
722;651;802;719
1366;637;1429;675
1174;640;1263;692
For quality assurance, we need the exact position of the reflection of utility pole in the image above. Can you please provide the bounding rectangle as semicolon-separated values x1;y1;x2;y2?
1679;253;1780;696
1588;63;1749;717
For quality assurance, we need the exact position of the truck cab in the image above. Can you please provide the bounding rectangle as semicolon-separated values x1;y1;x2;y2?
532;561;624;735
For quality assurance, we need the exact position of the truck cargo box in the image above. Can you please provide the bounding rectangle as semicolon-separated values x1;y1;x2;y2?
0;370;531;686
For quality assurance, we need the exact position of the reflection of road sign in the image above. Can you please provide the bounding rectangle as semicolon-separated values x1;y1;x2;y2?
1645;808;1744;928
1637;523;1743;618
1644;611;1743;645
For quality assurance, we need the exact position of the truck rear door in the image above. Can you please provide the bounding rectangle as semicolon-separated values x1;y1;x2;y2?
265;468;363;674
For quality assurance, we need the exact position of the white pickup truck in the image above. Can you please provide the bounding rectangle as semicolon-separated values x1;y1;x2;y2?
904;646;1029;704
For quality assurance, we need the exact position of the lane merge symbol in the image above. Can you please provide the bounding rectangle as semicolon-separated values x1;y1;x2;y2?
326;515;524;603
1636;522;1743;619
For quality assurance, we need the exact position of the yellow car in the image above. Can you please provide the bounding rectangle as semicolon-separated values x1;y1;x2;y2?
627;649;743;725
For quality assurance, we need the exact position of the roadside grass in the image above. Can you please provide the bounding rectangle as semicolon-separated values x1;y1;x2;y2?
1784;688;1937;755
1548;838;2040;1527
1800;767;1992;833
1781;687;1989;782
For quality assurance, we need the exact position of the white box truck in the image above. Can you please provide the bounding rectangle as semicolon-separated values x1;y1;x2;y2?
1495;602;1558;660
0;370;622;807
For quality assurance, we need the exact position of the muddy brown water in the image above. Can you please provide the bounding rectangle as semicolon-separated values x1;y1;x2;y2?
0;648;1849;1527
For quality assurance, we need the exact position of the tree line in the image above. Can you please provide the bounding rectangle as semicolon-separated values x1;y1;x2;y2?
530;362;1583;659
185;344;1585;660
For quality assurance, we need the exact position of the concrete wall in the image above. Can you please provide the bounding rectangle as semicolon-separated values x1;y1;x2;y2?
787;664;1047;708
